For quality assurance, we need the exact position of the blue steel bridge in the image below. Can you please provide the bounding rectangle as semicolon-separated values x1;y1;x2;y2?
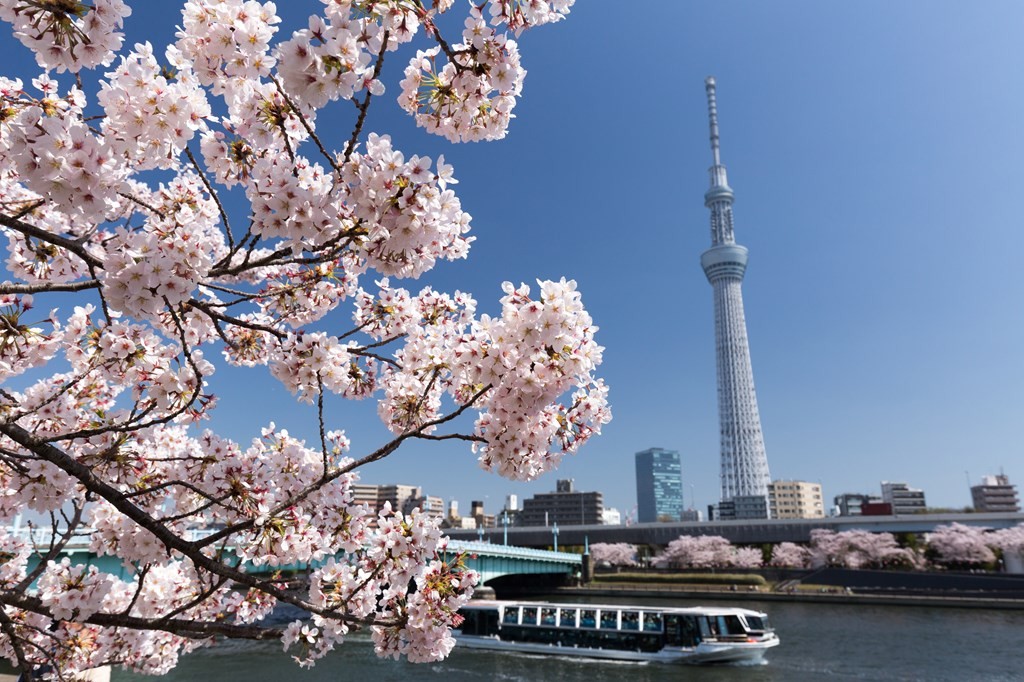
5;527;581;586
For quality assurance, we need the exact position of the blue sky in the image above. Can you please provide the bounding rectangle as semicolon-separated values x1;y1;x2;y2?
4;1;1023;518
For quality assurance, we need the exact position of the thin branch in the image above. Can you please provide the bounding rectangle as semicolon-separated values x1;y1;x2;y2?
116;191;165;219
412;432;486;443
10;199;44;220
343;30;390;163
269;74;342;174
317;373;328;474
184;145;234;250
14;504;84;593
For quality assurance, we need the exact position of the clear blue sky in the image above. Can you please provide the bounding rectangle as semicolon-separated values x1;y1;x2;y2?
4;1;1023;517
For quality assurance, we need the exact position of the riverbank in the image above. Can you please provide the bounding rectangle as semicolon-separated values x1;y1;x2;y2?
544;582;1024;610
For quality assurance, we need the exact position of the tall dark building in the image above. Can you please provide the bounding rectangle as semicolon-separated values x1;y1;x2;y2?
635;448;684;522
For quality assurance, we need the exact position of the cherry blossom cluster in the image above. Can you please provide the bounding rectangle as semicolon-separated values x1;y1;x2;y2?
37;559;115;622
275;9;380;111
1;176;90;283
589;542;639;567
342;133;473;278
284;506;475;666
97;42;211;170
198;129;255;188
653;535;762;569
175;0;281;93
248;153;347;253
9;557;234;676
990;524;1024;555
768;541;812;568
101;172;225;321
454;279;611;480
0;526;29;588
0;294;61;383
925;523;997;567
270;332;376;402
487;0;574;34
0;0;132;73
399;5;525;142
372;555;478;663
1;76;127;224
809;529;919;570
257;257;361;327
374;287;478;434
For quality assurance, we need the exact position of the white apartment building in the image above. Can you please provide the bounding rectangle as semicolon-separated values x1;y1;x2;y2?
768;480;825;519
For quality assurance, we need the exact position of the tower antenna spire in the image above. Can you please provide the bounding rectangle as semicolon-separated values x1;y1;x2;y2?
705;76;722;166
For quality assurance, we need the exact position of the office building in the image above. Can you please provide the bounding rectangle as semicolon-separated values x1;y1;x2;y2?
881;481;927;515
635;447;684;522
518;479;604;526
971;474;1020;513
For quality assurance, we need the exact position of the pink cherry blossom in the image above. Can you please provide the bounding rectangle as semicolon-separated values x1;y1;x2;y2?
0;1;603;675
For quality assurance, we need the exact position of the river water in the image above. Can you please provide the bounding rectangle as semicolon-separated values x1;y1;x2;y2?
112;597;1024;681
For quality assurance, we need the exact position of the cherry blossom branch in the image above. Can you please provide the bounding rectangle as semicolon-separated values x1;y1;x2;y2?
342;29;389;162
14;504;84;593
412;432;486;443
184;145;233;250
269;74;342;175
119;564;152;618
0;212;102;269
0;591;285;641
0;608;34;678
0;279;99;295
7;198;44;220
195;383;492;550
0;423;392;629
116;191;166;220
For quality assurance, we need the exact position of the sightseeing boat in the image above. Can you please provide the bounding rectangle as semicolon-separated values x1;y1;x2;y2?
455;600;779;664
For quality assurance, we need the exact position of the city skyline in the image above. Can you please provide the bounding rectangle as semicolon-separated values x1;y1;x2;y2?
3;2;1021;518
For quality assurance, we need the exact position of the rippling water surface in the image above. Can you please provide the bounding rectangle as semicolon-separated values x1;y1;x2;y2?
112;597;1024;682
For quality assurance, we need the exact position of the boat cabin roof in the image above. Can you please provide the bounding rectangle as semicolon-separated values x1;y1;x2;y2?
463;600;768;618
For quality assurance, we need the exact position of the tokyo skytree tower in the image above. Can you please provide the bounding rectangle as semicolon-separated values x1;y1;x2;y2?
700;77;772;504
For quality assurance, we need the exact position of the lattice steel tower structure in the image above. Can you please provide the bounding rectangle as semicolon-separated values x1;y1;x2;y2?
700;77;772;505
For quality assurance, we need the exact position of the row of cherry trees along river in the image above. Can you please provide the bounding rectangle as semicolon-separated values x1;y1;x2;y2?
0;0;610;678
591;523;1024;571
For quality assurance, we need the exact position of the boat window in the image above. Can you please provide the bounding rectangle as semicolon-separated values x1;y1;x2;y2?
620;611;640;631
461;609;479;634
580;609;596;628
502;607;519;625
642;612;663;632
744;615;769;631
719;615;745;635
698;616;713;638
558;608;577;628
521;607;538;625
599;610;618;630
541;608;557;626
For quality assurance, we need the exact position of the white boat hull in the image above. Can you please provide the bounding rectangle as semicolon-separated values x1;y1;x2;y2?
455;633;778;665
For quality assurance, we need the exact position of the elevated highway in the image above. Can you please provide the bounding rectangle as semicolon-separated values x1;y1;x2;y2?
445;512;1024;549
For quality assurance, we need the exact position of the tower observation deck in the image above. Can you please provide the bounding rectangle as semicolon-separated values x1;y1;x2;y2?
700;77;772;507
